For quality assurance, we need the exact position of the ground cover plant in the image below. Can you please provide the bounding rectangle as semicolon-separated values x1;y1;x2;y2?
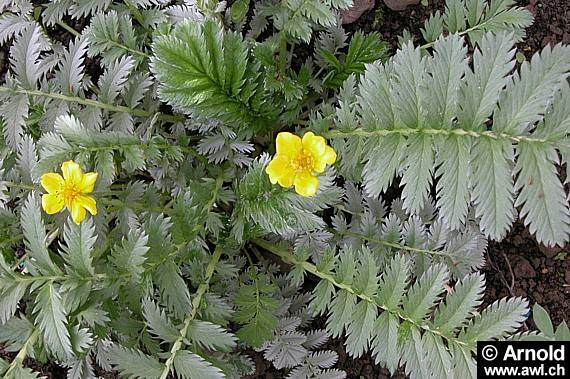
0;0;568;378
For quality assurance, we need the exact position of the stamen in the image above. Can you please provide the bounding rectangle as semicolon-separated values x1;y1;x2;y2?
291;150;314;172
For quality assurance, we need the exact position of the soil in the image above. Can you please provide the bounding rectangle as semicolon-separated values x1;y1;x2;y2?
1;0;569;378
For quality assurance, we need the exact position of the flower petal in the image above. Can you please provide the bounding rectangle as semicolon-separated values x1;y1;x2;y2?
80;172;98;193
42;193;65;214
294;171;319;197
70;201;87;224
276;132;302;157
302;132;326;158
76;195;97;215
266;155;295;187
61;161;83;183
323;145;337;165
40;173;64;194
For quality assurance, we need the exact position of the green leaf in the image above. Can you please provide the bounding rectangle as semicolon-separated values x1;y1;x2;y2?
142;298;180;343
0;316;34;351
532;304;554;337
0;91;29;150
324;32;388;88
234;281;279;347
400;326;429;379
310;280;335;316
185;320;237;352
371;312;400;373
435;135;470;229
21;193;61;276
173;350;224;379
426;34;468;129
151;20;276;131
230;0;250;23
493;43;570;135
459;32;516;131
110;228;149;283
401;133;434;214
514;142;570;246
33;283;72;361
0;357;7;375
423;332;452;378
108;345;165;379
471;138;515;240
0;280;29;325
554;321;570;341
353;249;378;297
402;264;449;322
450;340;476;378
60;218;96;277
363;134;406;198
97;55;135;104
345;301;376;358
154;261;192;320
357;62;395;130
432;273;485;335
378;255;411;310
393;42;426;130
459;297;528;345
443;0;466;33
326;290;356;338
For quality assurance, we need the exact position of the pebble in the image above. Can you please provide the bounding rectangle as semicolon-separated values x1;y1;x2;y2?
514;257;536;278
539;244;562;259
549;25;563;35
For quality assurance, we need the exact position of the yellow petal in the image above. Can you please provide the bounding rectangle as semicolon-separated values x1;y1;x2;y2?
294;172;319;197
61;161;82;184
323;145;337;165
266;155;295;187
40;173;64;194
276;132;302;157
80;172;98;193
76;195;97;215
42;193;65;214
302;132;326;158
70;201;87;224
277;171;295;188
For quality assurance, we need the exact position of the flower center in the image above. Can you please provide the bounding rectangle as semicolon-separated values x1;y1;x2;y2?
291;151;314;172
61;183;80;205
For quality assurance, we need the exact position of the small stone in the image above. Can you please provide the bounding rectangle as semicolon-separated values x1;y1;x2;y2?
383;0;420;11
549;25;563;35
340;0;375;24
565;270;570;285
513;257;536;278
539;244;562;259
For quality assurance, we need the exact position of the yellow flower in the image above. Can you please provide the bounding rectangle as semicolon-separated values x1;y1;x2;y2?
265;132;336;197
40;161;98;224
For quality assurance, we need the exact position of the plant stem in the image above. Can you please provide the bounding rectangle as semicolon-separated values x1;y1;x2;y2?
0;87;183;123
252;238;469;347
3;329;39;377
419;14;503;50
0;234;23;250
3;182;35;191
123;0;152;34
158;244;223;379
56;21;81;37
326;127;549;144
339;230;450;257
278;32;288;77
